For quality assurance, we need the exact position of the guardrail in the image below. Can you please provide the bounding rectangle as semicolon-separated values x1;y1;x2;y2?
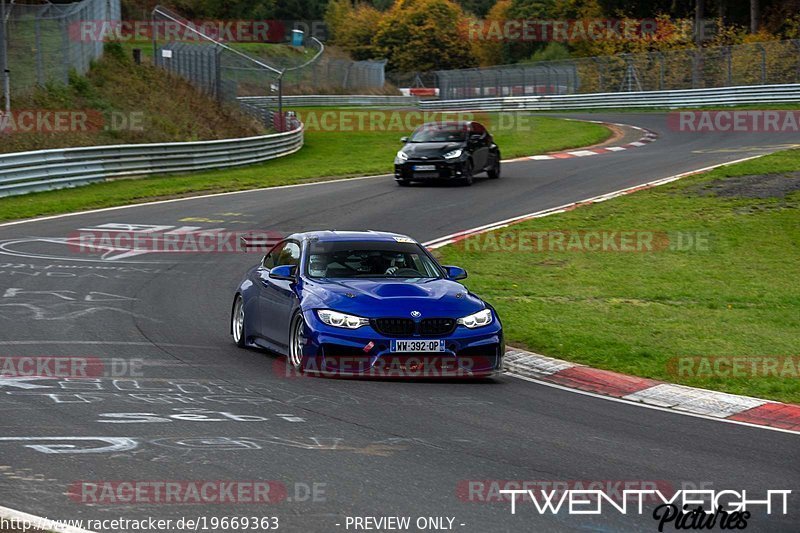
419;84;800;111
0;125;304;197
238;95;419;108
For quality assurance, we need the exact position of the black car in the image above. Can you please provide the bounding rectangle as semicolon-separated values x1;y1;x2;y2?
394;121;501;186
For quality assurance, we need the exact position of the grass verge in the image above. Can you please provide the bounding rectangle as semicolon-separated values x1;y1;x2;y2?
0;112;609;222
436;149;800;404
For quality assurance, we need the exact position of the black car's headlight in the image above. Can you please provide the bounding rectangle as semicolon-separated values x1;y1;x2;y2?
443;149;463;160
317;309;370;329
396;150;409;161
457;309;493;328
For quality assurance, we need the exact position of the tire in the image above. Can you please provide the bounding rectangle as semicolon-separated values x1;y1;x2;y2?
396;179;411;186
288;313;306;371
460;160;474;186
487;155;501;179
231;295;246;348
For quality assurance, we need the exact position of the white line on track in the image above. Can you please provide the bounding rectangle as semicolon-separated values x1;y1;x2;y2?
423;154;765;249
507;373;800;436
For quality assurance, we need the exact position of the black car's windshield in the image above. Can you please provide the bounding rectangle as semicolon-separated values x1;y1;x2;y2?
306;240;442;279
408;123;467;143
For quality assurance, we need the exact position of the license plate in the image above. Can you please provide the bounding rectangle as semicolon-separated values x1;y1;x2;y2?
391;339;445;352
413;164;436;171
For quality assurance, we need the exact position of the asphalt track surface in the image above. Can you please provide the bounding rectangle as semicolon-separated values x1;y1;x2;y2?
0;113;797;532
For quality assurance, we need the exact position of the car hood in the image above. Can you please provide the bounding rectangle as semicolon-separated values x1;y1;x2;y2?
303;278;485;318
401;141;465;158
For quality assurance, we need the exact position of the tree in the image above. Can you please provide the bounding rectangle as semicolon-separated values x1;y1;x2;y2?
373;0;477;72
456;0;497;17
469;0;513;66
332;2;384;59
324;0;353;43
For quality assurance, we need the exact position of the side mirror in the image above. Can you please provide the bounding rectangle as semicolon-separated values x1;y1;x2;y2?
444;265;467;280
400;136;408;143
269;264;296;281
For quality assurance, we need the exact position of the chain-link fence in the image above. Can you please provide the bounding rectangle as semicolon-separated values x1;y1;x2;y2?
151;4;387;122
0;0;120;97
293;58;387;94
436;40;800;100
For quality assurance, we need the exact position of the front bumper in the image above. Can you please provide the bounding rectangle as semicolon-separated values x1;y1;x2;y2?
394;159;468;181
299;310;504;378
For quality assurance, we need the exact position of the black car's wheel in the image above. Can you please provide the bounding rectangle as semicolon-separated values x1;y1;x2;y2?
396;179;411;186
288;313;306;371
487;154;501;179
231;295;246;348
460;160;474;186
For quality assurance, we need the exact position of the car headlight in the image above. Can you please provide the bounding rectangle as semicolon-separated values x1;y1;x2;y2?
396;150;408;161
443;149;463;160
457;308;493;328
317;309;370;329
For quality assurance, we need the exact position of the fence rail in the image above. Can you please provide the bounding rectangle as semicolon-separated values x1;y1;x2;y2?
238;95;418;108
435;40;800;100
0;125;304;197
419;84;800;111
0;0;121;95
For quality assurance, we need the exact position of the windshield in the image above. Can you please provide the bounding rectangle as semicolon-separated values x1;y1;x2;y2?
408;123;467;143
306;240;442;279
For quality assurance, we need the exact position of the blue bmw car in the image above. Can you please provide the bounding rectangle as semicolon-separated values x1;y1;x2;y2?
231;231;504;378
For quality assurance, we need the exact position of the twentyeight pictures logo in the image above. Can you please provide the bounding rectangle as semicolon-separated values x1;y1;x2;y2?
498;488;792;531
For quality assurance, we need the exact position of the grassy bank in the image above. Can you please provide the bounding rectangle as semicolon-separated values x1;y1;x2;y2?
0;113;609;222
436;149;800;403
2;44;263;155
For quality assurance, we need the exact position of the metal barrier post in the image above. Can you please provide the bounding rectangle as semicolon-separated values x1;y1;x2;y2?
1;0;10;112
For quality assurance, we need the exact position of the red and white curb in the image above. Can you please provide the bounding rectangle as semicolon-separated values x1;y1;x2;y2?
504;348;800;434
507;121;658;162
